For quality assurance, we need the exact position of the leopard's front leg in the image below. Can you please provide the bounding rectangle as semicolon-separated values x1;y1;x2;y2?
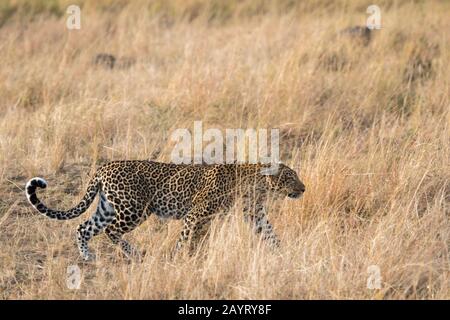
243;194;280;248
252;213;280;248
175;204;214;252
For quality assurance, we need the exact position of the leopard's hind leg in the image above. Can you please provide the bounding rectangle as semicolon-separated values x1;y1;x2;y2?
102;190;152;262
76;192;115;261
105;221;142;262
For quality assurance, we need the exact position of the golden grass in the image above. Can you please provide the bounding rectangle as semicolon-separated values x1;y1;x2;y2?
0;0;449;299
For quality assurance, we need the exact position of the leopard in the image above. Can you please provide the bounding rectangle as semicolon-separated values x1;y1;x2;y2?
25;160;305;261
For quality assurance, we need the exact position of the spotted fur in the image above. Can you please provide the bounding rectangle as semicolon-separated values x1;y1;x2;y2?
26;160;305;261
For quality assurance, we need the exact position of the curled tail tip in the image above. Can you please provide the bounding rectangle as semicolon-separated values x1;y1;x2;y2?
25;177;48;205
26;177;48;190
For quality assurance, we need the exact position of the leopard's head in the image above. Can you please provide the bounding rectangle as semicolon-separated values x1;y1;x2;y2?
265;163;305;199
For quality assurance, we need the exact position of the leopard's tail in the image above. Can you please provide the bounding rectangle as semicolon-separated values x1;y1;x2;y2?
25;175;100;220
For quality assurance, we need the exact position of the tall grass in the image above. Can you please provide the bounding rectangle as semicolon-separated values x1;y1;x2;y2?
0;0;448;299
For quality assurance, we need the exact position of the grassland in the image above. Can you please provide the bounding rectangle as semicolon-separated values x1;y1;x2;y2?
0;0;448;299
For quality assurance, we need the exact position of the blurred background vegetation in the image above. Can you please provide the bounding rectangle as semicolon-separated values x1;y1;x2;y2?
0;0;433;27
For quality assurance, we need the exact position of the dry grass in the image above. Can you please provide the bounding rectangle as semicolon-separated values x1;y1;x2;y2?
0;0;449;299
